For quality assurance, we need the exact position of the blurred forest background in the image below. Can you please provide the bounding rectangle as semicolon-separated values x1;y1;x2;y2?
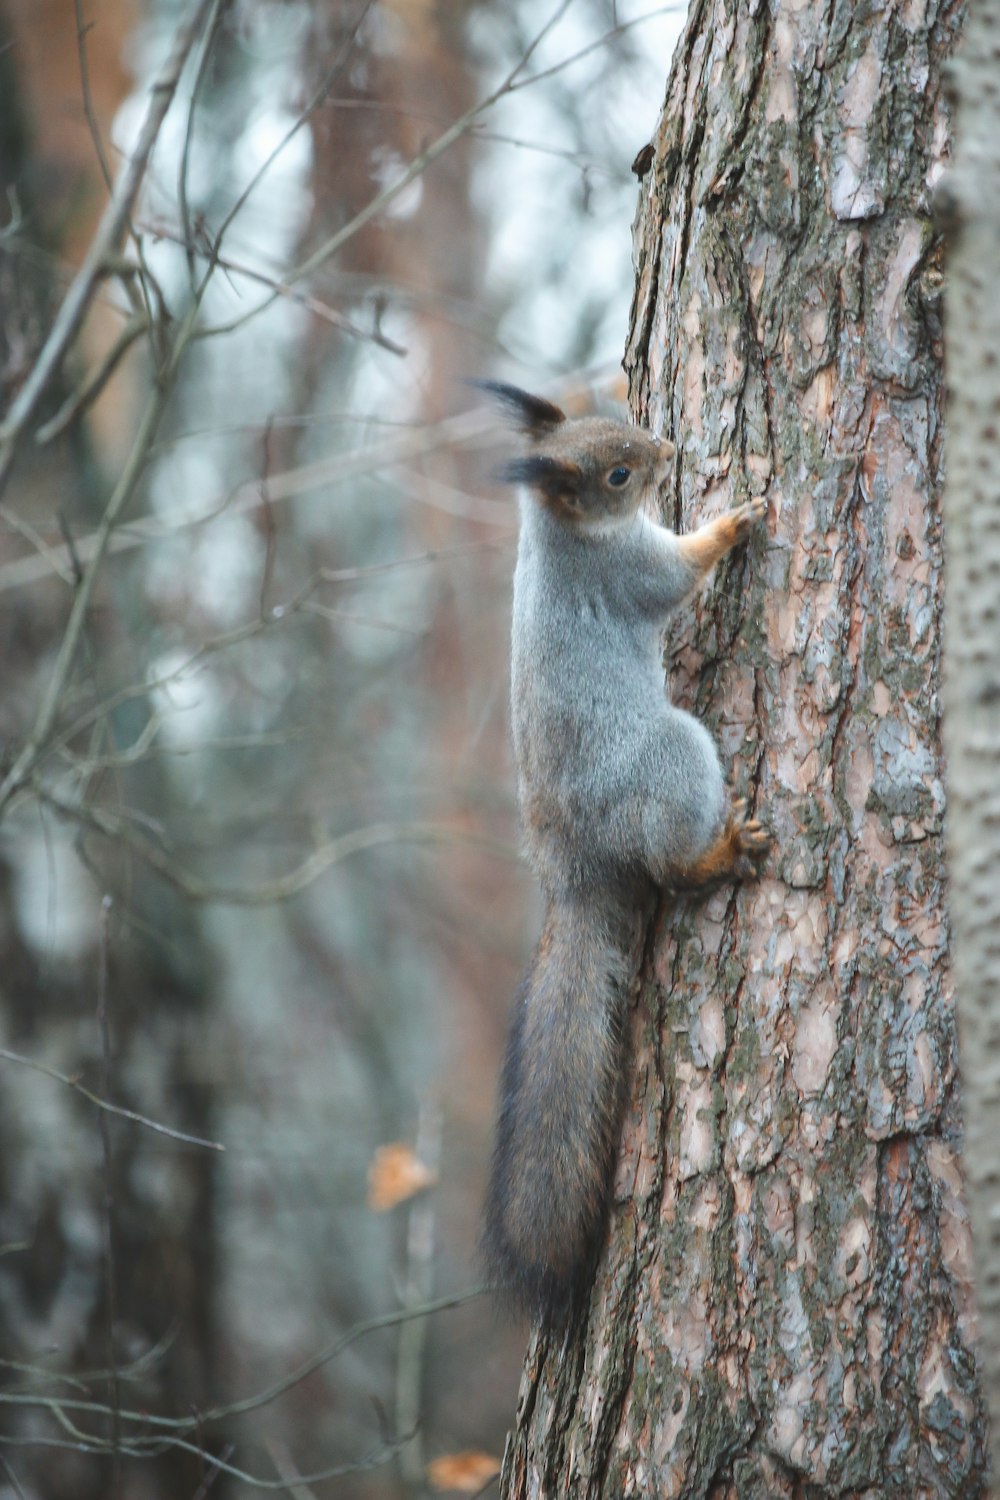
0;0;685;1494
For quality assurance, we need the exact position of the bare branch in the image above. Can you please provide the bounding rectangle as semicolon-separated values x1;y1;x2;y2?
196;0;581;349
504;0;576;87
34;314;148;445
0;374;181;814
74;0;113;194
395;1103;442;1486
173;235;407;353
40;789;520;904
318;99;624;177
0;1286;483;1436
27;538;503;768
0;505;78;585
210;2;375;255
0;0;217;496
178;0;224;280
0;1047;225;1152
57;725;304;775
264;1439;320;1500
256;414;277;616
0;1453;28;1500
189;1444;234;1500
0;185;23;241
505;5;684;94
58;707;168;772
95;897;122;1500
0;392;542;595
0;1429;410;1491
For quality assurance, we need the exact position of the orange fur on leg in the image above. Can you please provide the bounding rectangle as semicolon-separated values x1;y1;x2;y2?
676;498;767;579
674;799;770;888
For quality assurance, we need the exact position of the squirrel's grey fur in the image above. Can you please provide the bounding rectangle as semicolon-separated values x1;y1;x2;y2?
480;383;768;1321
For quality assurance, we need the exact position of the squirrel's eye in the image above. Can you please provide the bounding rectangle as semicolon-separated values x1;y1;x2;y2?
607;466;631;488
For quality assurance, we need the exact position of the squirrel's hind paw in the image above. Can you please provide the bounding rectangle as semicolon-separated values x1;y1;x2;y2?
674;800;771;888
728;801;771;878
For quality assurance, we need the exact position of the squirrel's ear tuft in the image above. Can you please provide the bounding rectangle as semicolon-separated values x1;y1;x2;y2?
501;455;583;510
472;380;566;438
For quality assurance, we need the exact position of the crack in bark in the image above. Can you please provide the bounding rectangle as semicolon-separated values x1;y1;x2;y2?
670;0;710;310
704;9;774;204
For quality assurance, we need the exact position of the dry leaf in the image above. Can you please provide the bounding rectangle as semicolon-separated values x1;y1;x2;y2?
427;1450;501;1493
367;1142;437;1211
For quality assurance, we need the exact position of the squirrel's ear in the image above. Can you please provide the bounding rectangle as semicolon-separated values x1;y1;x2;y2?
472;380;566;438
501;455;583;511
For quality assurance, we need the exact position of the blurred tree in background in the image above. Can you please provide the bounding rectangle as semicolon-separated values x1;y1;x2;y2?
0;0;682;1494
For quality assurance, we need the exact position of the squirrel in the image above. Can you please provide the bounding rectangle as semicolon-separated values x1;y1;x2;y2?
479;382;770;1323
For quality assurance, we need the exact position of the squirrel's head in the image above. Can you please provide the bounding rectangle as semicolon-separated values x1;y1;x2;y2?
478;381;675;524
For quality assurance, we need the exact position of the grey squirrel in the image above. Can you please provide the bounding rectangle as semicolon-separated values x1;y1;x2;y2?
480;383;769;1322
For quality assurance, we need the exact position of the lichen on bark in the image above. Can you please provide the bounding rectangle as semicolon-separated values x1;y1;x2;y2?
501;2;985;1496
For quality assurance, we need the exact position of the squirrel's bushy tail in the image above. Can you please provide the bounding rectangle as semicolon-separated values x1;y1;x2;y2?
482;893;629;1321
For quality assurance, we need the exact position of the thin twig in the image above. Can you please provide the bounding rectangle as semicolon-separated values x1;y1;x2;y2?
265;1439;320;1500
0;393;526;596
130;233;170;349
298;600;425;637
0;0;216;495
178;0;224;282
505;5;682;94
0;1326;180;1396
0;1239;33;1259
0;1453;28;1500
210;2;375;256
95;895;122;1500
0;1429;410;1490
0;505;77;584
0;1287;484;1436
318;98;623;175
257;415;277;618
177;238;407;353
68;709;166;774
0;1047;225;1151
395;1103;442;1489
29;539;503;765
74;0;113;193
206;1288;477;1432
34;314;148;445
505;0;576;87
58;725;303;776
56;510;84;585
189;1443;235;1500
0;166;231;815
39;790;519;905
0;185;23;241
0;374;180;814
200;0;577;347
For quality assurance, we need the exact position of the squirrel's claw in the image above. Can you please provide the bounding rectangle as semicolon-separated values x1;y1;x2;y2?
736;820;770;852
730;497;768;541
728;803;771;878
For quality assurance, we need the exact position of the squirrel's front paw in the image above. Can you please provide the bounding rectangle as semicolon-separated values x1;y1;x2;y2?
729;798;771;879
730;497;768;543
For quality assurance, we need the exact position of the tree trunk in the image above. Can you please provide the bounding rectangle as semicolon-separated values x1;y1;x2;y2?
501;2;987;1496
940;0;1000;1477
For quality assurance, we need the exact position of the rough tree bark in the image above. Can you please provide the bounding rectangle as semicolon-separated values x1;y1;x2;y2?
941;0;1000;1477
501;2;986;1496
